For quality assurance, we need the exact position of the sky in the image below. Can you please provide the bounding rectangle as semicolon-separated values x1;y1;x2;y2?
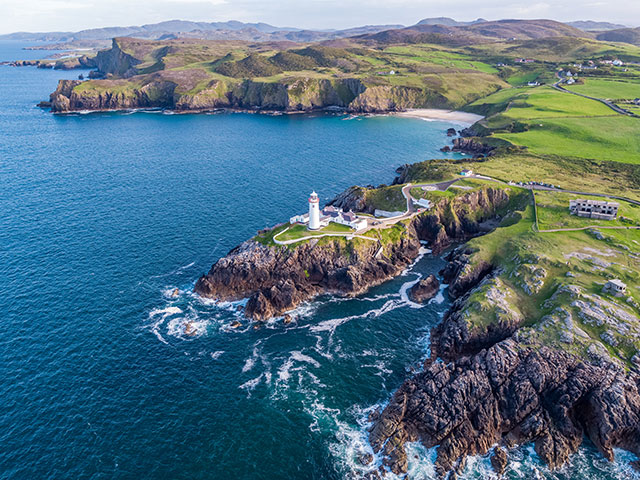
0;0;635;34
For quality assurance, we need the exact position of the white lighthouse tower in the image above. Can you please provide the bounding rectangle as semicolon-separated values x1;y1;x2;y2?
308;191;321;230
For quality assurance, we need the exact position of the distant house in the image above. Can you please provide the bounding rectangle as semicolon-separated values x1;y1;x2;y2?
322;206;340;218
414;198;432;209
460;169;474;177
333;210;368;231
389;70;396;75
613;59;624;66
527;81;540;87
566;78;576;85
515;58;535;64
603;279;627;297
290;213;309;224
569;199;619;220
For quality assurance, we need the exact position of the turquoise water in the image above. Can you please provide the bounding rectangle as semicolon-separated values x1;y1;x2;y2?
0;41;637;479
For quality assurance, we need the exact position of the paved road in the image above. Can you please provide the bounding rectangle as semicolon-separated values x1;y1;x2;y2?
273;228;378;246
526;184;640;207
538;225;640;233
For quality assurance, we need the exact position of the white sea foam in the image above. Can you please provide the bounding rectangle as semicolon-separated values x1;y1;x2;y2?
166;314;209;340
239;374;262;394
433;283;447;304
277;350;321;384
309;298;404;333
210;351;224;360
242;353;257;373
147;306;183;344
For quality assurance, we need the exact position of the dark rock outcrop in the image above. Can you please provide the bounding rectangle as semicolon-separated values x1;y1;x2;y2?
491;447;508;475
408;275;440;303
94;38;144;77
195;233;421;320
369;244;640;477
451;137;495;156
369;338;640;477
327;186;372;214
50;77;176;113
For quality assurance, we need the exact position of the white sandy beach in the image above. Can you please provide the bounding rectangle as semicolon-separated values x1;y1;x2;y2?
395;109;484;125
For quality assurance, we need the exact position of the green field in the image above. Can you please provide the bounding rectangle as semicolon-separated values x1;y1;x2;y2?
535;191;640;230
457;190;640;366
275;222;355;242
496;115;640;162
566;78;640;100
499;86;616;120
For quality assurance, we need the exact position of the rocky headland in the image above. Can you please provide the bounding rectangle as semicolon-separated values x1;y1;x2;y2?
369;245;640;478
194;186;512;320
42;37;506;114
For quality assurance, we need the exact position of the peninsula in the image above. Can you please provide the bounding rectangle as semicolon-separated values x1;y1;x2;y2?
24;17;640;477
188;25;640;476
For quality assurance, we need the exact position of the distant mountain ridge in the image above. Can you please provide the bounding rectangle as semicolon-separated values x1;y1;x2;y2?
0;20;404;46
595;27;640;46
567;20;628;31
357;19;590;45
414;17;487;27
2;17;639;49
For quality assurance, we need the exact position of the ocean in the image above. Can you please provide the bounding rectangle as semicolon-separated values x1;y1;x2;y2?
0;41;637;479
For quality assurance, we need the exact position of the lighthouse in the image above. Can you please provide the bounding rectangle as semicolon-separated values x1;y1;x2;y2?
308;191;321;230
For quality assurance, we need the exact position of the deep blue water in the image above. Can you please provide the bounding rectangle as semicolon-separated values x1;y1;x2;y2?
0;41;637;480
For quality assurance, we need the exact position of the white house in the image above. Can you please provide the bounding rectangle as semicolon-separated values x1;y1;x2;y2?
414;198;432;209
603;279;627;297
333;210;368;231
460;169;473;177
290;213;309;224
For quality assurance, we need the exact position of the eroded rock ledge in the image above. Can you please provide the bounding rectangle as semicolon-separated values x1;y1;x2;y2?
368;247;640;478
194;187;511;320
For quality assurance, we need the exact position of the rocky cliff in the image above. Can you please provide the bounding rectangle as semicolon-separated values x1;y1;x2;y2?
48;75;457;114
368;245;640;478
94;38;144;77
49;78;176;113
369;336;640;477
195;233;420;320
194;186;512;320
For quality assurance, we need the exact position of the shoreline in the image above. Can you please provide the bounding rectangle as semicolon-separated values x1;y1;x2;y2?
394;108;484;126
47;105;483;125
